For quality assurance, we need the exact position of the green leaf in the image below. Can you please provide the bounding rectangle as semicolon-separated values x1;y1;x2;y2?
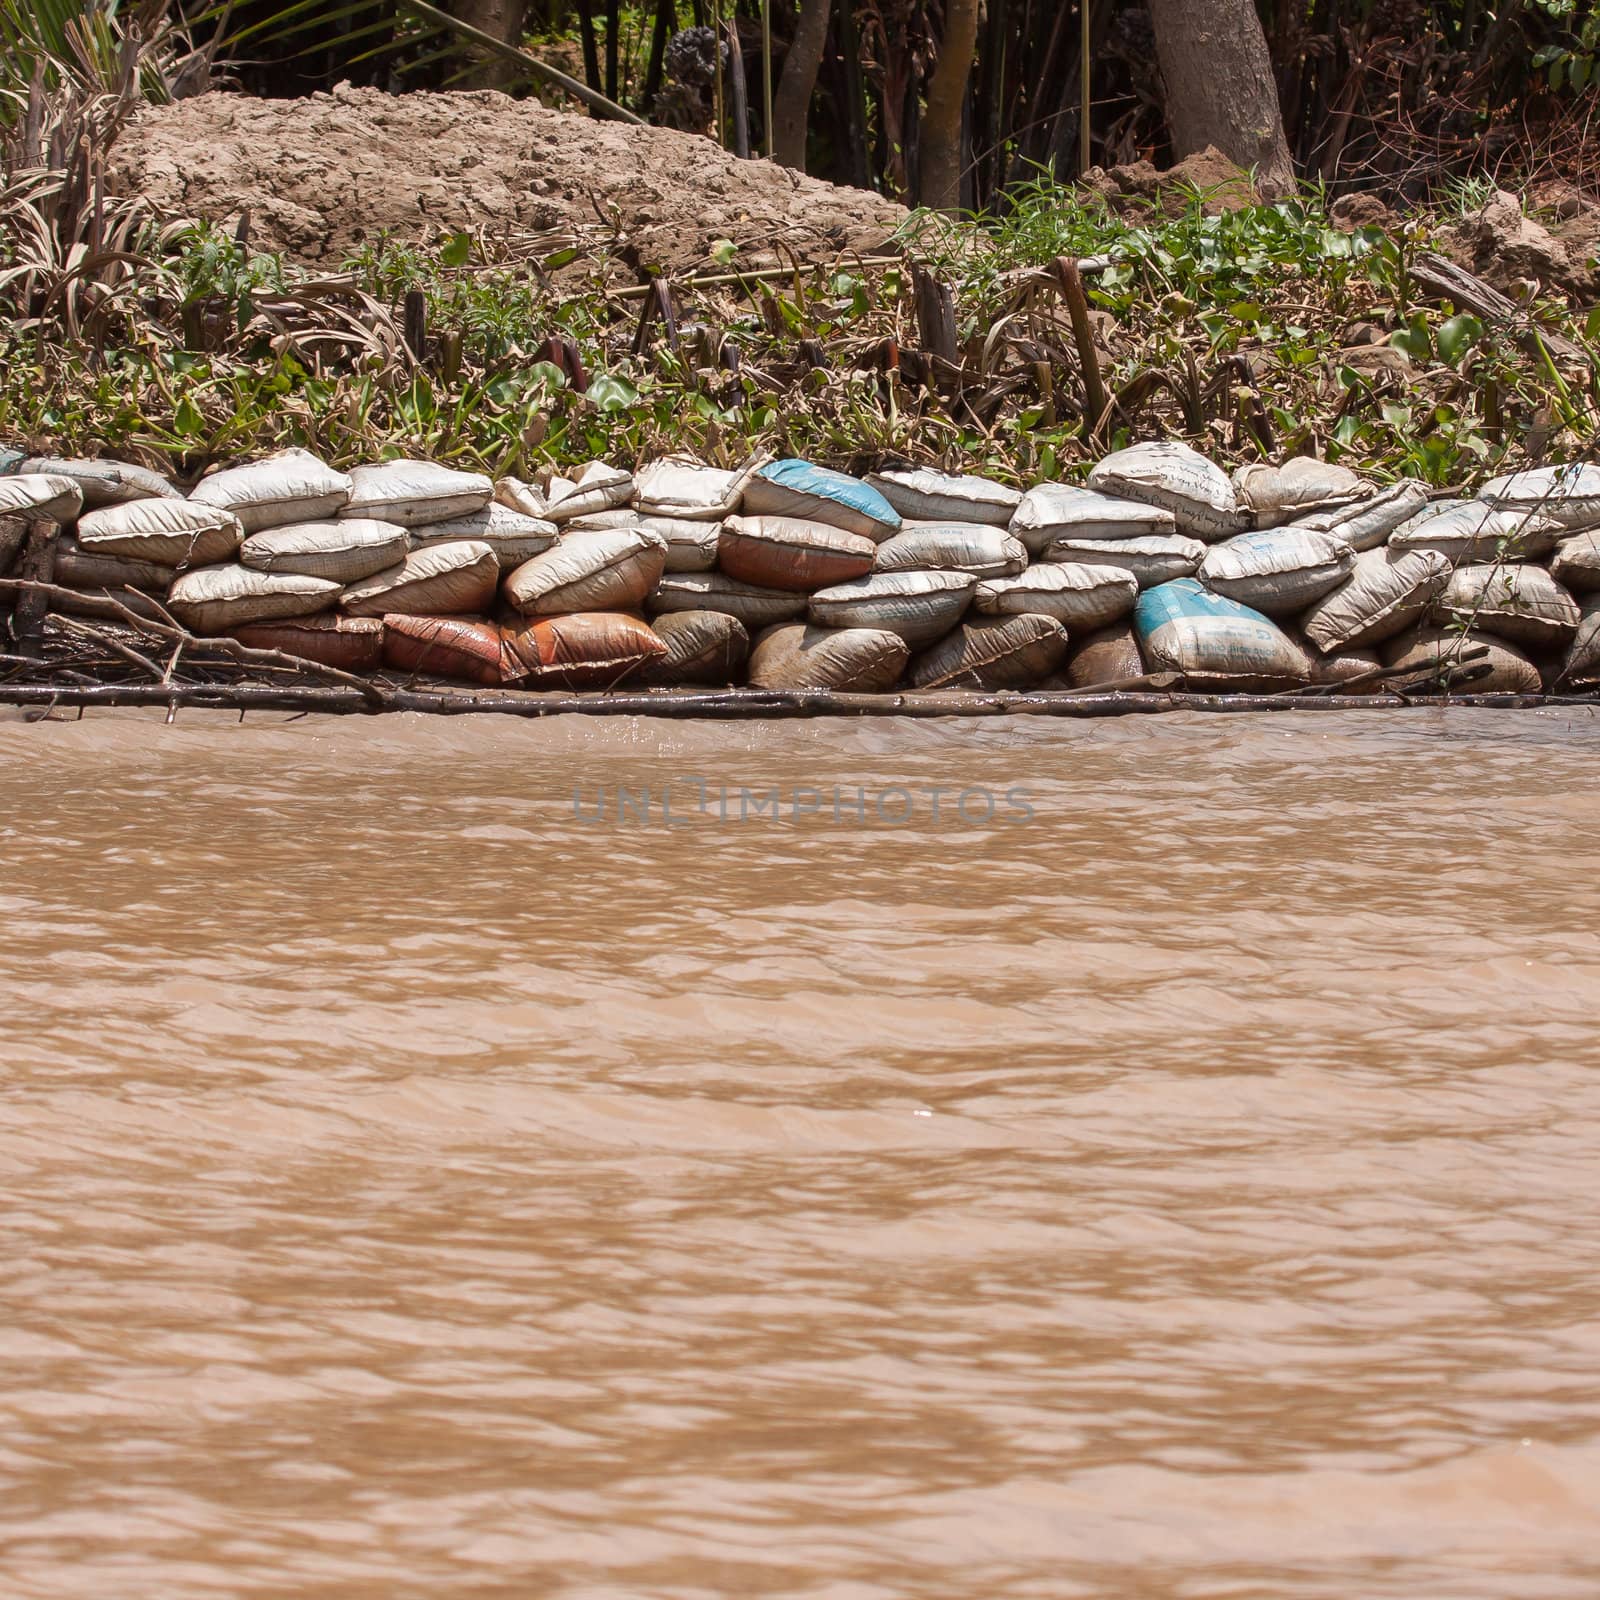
586;374;641;412
439;232;472;268
1435;313;1483;365
1389;314;1433;360
542;247;580;270
710;238;738;265
173;396;204;438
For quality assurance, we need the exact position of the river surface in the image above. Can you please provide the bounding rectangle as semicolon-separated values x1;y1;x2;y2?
2;706;1599;1599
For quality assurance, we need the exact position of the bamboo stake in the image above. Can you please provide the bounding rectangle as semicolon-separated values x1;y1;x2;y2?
1079;0;1091;174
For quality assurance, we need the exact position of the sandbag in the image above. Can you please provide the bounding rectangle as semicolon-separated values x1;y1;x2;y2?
863;464;1020;526
46;586;171;623
494;475;547;518
907;613;1068;690
382;613;508;685
1041;533;1205;587
167;564;341;635
544;461;635;524
1009;483;1176;556
1550;530;1600;594
640;515;723;573
501;527;667;616
808;570;976;645
975;563;1138;630
20;457;179;511
631;457;747;520
1478;463;1600;531
343;460;493;527
874;523;1028;577
1199;528;1355;616
1299;546;1451;653
1295;478;1428;551
743;459;901;540
718;515;876;591
1233;457;1370;527
562;509;646;531
189;448;352;532
1061;622;1145;688
1554;595;1600;687
502;611;667;688
241;518;409;583
1134;578;1311;690
1382;628;1542;694
53;535;172;594
1431;564;1580;651
1307;647;1384;690
0;472;85;525
647;571;809;629
1388;501;1560;562
76;498;243;568
342;540;500;617
0;517;24;574
747;623;908;691
231;612;385;674
409;502;559;567
635;610;751;686
1087;441;1246;540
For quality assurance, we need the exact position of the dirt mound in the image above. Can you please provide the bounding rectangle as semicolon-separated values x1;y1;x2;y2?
1080;146;1259;217
111;85;908;273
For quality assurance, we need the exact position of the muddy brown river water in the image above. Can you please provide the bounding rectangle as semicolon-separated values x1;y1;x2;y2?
2;706;1599;1598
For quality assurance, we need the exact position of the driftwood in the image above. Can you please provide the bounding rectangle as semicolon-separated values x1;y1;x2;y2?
0;682;1593;720
10;520;61;651
1410;251;1586;364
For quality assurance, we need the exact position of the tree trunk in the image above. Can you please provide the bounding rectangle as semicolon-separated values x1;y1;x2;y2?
455;0;524;89
919;0;980;211
1145;0;1295;198
772;0;832;170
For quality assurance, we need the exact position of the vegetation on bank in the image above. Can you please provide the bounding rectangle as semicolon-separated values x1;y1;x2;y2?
2;175;1597;489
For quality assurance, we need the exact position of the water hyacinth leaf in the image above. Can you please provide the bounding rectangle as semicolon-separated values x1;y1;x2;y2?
1436;314;1484;365
586;375;640;412
439;233;473;269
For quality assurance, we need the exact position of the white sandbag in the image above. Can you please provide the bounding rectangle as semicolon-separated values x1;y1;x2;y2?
631;456;748;520
241;519;409;583
341;540;500;617
502;527;667;616
1555;595;1600;687
975;563;1138;630
167;564;341;635
874;523;1029;577
408;502;559;567
0;472;84;525
808;570;975;645
189;448;352;532
1299;546;1451;653
21;457;179;511
1087;441;1246;539
53;535;172;593
1199;528;1356;616
1233;457;1370;527
1388;501;1560;562
1432;564;1580;650
544;460;635;524
495;475;547;518
907;613;1069;690
1134;578;1311;690
1009;483;1176;556
641;515;723;573
1382;628;1543;694
1550;530;1600;594
635;610;751;687
747;623;908;691
863;464;1021;526
1294;478;1428;551
343;460;493;527
743;459;901;540
1307;646;1385;690
648;571;808;629
1478;463;1600;530
75;498;243;568
1040;533;1205;587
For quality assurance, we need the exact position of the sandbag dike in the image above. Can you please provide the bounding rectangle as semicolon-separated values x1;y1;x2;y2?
4;446;1600;718
109;87;907;272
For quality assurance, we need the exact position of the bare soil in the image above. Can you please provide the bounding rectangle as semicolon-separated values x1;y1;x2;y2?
111;85;908;274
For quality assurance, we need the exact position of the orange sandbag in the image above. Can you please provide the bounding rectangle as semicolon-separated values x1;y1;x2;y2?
382;613;507;685
502;610;667;689
717;515;877;592
231;613;386;674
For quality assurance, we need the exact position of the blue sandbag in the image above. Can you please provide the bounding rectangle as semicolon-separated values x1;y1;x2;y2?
743;459;902;540
1133;578;1310;688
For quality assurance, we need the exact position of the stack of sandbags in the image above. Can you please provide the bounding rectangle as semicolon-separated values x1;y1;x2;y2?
15;437;1600;700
